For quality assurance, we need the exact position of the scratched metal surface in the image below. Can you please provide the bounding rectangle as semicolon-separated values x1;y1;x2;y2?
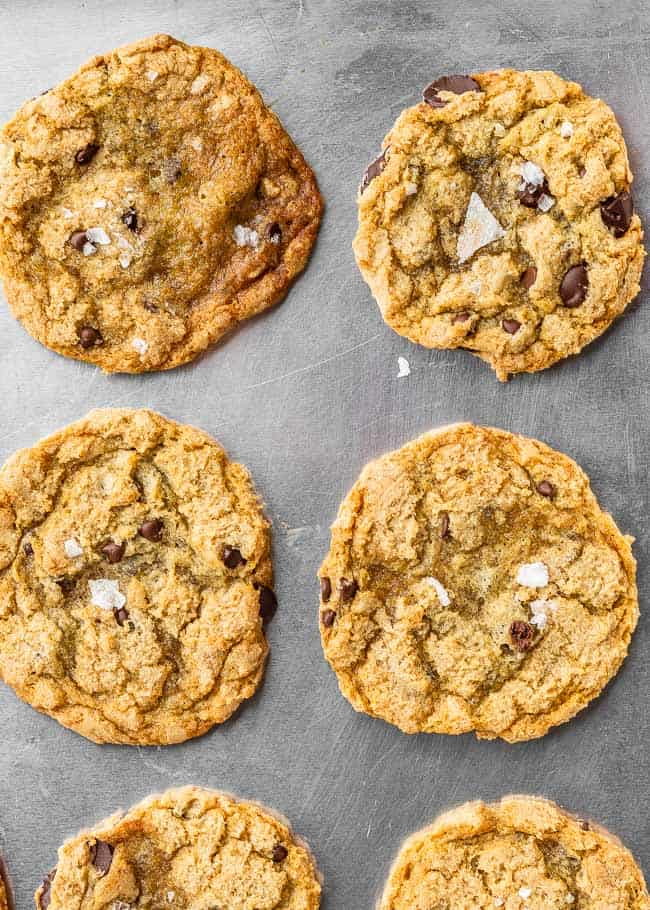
0;1;648;907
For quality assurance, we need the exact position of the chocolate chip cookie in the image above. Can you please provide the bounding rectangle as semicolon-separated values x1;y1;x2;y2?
34;786;321;910
319;423;637;741
379;796;649;909
0;856;10;910
0;408;275;744
0;33;322;372
354;69;644;379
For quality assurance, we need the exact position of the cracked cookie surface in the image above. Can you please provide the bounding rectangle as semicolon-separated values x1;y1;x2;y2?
319;424;637;741
0;408;274;744
0;33;322;372
34;786;321;910
379;796;650;910
354;69;644;379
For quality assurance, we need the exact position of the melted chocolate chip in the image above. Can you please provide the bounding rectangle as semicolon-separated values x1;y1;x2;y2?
114;607;129;626
521;266;537;289
452;311;472;324
536;480;556;498
560;263;589;308
271;844;288;863
500;642;513;655
222;546;246;569
78;325;102;348
361;148;389;192
69;230;88;251
600;191;633;238
320;576;332;602
423;75;480;108
509;620;535;652
38;868;57;910
502;318;521;335
102;541;125;563
322;609;336;628
23;540;34;557
89;840;114;876
138;519;163;542
75;143;99;165
257;585;277;622
268;222;282;242
121;207;139;232
440;512;450;539
56;576;75;593
340;578;358;601
518;177;549;208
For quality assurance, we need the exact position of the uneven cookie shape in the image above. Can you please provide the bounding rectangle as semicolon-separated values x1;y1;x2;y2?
0;408;275;744
34;786;321;910
0;856;10;910
379;796;650;910
354;69;644;379
319;424;637;741
0;34;322;372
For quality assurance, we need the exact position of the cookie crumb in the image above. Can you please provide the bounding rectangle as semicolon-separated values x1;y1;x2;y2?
516;562;549;587
89;578;126;611
64;537;82;558
457;192;505;263
397;356;410;378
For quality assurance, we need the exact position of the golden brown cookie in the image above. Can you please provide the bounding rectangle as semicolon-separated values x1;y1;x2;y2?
354;69;644;379
0;34;322;372
0;856;10;910
319;423;637;741
379;796;649;910
0;408;275;744
34;786;321;910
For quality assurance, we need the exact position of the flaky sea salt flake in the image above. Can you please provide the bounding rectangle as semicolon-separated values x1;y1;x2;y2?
93;198;108;209
233;224;260;249
90;578;125;611
397;356;410;378
82;242;96;256
560;121;574;138
190;74;211;94
86;227;110;245
537;193;555;212
64;538;82;558
457;192;505;263
517;562;549;588
426;576;451;606
146;70;159;82
132;337;148;356
519;161;545;186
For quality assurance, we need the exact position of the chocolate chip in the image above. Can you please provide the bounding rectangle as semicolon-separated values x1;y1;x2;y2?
89;840;114;876
114;607;129;626
361;147;389;192
271;844;288;863
56;576;75;593
509;620;535;652
600;191;633;238
222;546;246;569
500;642;513;655
320;576;332;602
578;165;587;178
75;143;99;165
440;512;450;539
163;157;182;182
257;585;278;622
38;868;56;910
102;541;125;563
138;519;163;541
69;230;88;251
78;325;102;348
521;266;537;289
518;177;549;208
23;540;34;557
452;311;471;324
423;75;480;108
580;820;590;831
502;318;521;335
121;207;139;232
560;263;589;308
268;222;282;242
536;480;556;498
322;609;336;628
340;578;358;601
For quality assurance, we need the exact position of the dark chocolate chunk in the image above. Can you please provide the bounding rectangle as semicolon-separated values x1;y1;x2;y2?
423;75;480;108
340;578;358;601
271;844;288;863
89;840;114;876
559;263;589;308
38;868;57;910
222;546;246;569
121;207;139;232
322;609;336;628
536;480;556;498
268;222;282;243
102;541;125;563
114;607;129;626
361;147;389;193
509;620;535;652
23;540;34;557
600;191;633;238
440;512;450;539
138;519;163;542
69;230;88;251
521;266;537;289
78;325;102;348
75;143;99;165
257;585;278;622
320;576;332;602
502;318;521;334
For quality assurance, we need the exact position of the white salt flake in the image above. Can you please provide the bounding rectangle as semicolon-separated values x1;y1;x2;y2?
166;892;175;904
82;242;96;256
457;192;505;263
396;356;410;378
566;896;575;905
117;236;132;250
90;578;125;611
190;74;211;94
146;70;159;82
64;537;82;558
426;576;451;607
100;475;114;494
132;337;148;356
517;562;549;588
530;598;557;629
233;224;260;249
519;161;546;186
537;193;555;212
93;198;108;209
493;122;506;137
86;226;110;245
405;182;418;195
470;280;482;295
560;120;574;138
494;900;504;908
519;888;532;899
190;136;203;151
119;253;131;269
62;207;74;219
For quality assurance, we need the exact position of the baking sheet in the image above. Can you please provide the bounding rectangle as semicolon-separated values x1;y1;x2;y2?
0;1;648;907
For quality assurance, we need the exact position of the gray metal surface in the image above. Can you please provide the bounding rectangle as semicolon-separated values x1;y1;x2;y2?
0;1;648;907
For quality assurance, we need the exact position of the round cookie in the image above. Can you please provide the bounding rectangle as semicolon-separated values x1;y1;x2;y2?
354;69;644;379
0;34;322;372
34;786;321;910
379;796;649;909
0;408;275;744
319;423;637;741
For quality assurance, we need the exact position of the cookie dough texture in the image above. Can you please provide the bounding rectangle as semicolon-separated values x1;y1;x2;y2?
319;424;637;741
35;786;321;910
379;796;650;910
0;33;322;372
0;408;274;744
354;69;644;379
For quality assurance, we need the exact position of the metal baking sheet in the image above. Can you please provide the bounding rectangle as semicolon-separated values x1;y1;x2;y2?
0;2;648;907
